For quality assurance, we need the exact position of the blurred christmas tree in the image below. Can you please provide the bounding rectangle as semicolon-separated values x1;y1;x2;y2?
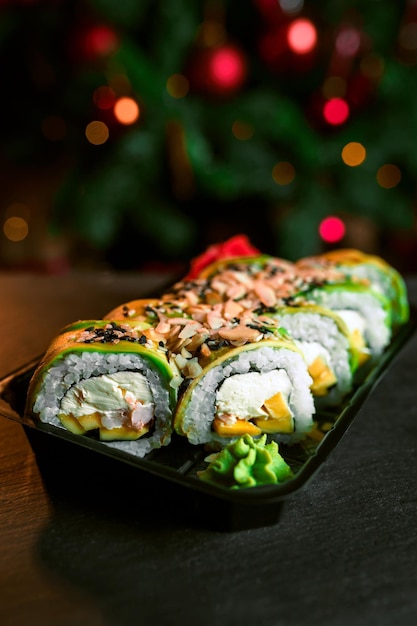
0;0;416;272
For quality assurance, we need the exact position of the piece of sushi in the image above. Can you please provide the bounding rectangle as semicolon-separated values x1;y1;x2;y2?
173;336;315;449
291;279;393;368
261;304;358;407
297;248;409;328
25;319;178;457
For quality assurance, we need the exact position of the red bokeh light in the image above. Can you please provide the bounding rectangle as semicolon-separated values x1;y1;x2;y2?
82;25;119;60
323;97;350;125
319;216;346;243
287;18;317;54
93;86;116;110
209;46;247;90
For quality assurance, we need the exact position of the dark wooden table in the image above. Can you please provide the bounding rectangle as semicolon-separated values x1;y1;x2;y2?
1;271;417;626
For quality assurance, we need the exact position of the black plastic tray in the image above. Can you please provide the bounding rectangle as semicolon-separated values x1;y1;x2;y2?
1;309;416;531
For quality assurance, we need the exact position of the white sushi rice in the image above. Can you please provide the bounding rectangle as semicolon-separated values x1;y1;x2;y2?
306;288;391;357
176;345;315;447
32;351;173;457
278;311;353;406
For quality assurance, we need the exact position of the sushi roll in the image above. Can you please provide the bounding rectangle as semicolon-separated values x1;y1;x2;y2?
261;304;358;407
297;248;409;328
25;319;178;457
173;336;315;449
291;279;393;368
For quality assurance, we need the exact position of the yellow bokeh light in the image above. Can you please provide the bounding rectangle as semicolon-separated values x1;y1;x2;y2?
85;120;109;145
376;164;401;189
322;76;346;99
198;20;226;47
341;142;366;167
166;74;189;99
113;97;140;125
232;120;254;140
272;161;296;185
108;73;131;96
360;53;385;80
3;216;29;242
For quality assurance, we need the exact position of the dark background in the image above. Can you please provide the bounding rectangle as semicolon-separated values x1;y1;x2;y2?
1;0;416;274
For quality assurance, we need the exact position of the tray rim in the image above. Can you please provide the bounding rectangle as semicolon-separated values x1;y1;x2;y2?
1;306;416;507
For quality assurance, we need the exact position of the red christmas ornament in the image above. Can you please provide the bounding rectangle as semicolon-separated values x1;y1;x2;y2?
187;43;248;97
69;23;120;63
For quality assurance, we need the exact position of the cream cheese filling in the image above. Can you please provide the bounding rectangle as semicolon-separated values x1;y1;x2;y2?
335;309;366;336
60;371;154;431
294;340;332;368
215;369;293;422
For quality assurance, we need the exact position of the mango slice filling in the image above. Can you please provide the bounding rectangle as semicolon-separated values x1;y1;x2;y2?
212;418;262;437
58;411;151;441
308;356;337;397
351;328;371;367
213;391;294;436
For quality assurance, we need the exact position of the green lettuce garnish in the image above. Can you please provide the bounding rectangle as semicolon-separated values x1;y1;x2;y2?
198;434;293;489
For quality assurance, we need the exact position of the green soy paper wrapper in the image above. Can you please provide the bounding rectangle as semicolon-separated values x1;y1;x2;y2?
198;434;294;489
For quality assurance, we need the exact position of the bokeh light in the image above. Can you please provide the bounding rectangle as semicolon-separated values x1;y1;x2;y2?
272;161;296;185
198;20;226;47
323;97;349;125
360;53;385;80
85;120;109;145
322;76;346;99
376;164;401;188
108;73;131;96
319;216;346;243
93;85;116;110
287;18;317;54
341;141;366;166
166;74;190;99
3;216;29;242
113;97;140;125
232;120;254;140
210;46;246;89
335;27;361;57
82;25;119;59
